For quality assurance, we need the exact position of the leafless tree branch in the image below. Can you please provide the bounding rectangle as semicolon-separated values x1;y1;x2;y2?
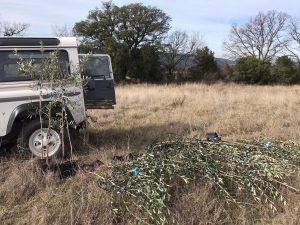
223;10;289;61
0;21;30;36
286;17;300;62
52;25;74;37
160;30;204;81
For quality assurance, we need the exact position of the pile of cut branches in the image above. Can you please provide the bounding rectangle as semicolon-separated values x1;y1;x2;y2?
98;137;300;225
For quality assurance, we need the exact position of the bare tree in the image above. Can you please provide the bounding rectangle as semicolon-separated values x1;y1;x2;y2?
52;24;74;37
161;30;203;82
224;11;289;61
286;17;300;62
0;21;30;36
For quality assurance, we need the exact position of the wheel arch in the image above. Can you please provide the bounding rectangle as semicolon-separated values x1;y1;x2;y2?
6;102;75;136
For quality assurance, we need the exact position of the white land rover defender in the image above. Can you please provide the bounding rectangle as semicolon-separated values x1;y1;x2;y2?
0;37;116;157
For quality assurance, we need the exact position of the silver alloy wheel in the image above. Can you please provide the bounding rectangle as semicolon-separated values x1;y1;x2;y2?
28;128;61;158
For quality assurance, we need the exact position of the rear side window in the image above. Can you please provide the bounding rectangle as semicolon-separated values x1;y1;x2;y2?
80;55;112;80
0;50;69;82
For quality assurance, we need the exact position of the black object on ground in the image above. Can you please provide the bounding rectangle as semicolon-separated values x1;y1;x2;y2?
37;159;103;179
206;132;221;142
37;159;79;179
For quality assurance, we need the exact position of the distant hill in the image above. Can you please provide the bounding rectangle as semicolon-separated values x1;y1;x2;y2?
215;57;235;66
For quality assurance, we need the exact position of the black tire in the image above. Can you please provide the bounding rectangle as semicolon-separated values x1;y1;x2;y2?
18;119;70;159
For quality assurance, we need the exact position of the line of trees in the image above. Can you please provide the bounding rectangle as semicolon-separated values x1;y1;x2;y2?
224;11;300;84
72;2;300;84
72;1;221;83
3;2;300;84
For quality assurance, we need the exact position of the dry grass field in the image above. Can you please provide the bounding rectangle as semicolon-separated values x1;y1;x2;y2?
0;83;300;224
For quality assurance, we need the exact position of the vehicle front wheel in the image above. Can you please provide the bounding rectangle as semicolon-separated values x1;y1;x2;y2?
18;119;67;158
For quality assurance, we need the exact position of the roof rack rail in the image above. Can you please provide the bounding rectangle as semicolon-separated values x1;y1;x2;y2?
0;37;60;46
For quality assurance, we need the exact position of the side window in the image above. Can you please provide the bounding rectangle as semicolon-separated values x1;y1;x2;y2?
80;55;112;80
0;50;69;82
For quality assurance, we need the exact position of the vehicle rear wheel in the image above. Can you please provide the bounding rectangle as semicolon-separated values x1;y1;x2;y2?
18;119;68;158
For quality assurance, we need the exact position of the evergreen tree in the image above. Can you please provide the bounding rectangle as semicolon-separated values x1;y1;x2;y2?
74;1;170;82
189;46;218;82
233;56;271;84
272;56;299;84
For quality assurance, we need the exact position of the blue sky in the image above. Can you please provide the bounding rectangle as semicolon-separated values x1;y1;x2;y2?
0;0;300;57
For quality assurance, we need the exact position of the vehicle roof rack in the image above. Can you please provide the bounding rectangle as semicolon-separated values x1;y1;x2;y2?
0;37;60;46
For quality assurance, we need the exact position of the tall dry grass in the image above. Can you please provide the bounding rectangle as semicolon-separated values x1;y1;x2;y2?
0;83;299;224
89;83;300;151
